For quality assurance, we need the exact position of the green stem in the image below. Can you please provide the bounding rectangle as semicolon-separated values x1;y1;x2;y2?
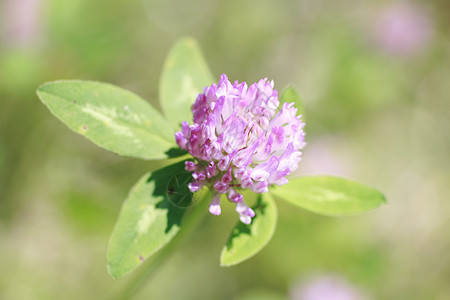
116;189;211;299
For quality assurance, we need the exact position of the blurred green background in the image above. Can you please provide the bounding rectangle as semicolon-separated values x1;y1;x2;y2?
1;0;449;299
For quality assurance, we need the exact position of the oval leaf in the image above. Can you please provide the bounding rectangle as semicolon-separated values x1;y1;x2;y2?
220;193;277;267
280;86;304;117
159;37;214;127
271;176;386;216
37;80;177;160
107;161;194;279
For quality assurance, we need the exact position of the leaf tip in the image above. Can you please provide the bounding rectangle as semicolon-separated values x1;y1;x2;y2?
219;249;251;268
36;81;50;99
178;36;197;46
106;262;121;280
219;251;235;268
36;80;50;91
379;192;388;205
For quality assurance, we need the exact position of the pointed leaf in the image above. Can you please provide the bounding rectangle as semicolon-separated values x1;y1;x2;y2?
271;176;386;216
37;80;177;160
159;37;214;127
280;86;304;117
220;193;277;267
107;161;195;279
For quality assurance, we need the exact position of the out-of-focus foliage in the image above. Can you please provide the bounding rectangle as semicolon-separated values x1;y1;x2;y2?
280;86;304;118
0;0;449;299
159;37;214;127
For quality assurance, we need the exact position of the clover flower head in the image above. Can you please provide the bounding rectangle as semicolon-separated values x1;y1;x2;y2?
175;74;305;224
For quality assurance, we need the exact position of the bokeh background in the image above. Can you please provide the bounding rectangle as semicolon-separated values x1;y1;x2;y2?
1;0;449;299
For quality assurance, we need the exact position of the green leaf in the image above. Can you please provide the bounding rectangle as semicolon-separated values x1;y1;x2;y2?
160;37;214;127
37;80;177;160
280;86;304;117
220;193;278;267
107;161;195;279
270;176;386;216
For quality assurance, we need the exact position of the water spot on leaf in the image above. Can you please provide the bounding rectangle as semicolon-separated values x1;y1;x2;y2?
78;125;88;134
136;205;156;235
